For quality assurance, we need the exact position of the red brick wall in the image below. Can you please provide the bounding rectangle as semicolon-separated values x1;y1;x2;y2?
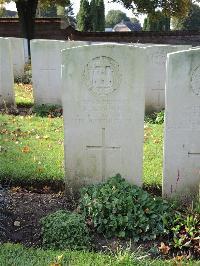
0;18;68;40
0;18;199;46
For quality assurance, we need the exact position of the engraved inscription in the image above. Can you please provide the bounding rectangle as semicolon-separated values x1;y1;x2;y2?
151;52;166;66
83;56;120;96
168;106;200;129
80;100;132;121
191;66;200;96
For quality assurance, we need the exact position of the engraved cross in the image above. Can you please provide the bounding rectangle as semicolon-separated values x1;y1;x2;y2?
40;56;56;88
152;87;164;107
86;128;120;181
188;152;200;157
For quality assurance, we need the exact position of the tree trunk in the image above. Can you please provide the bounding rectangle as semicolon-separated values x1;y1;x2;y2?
16;0;39;57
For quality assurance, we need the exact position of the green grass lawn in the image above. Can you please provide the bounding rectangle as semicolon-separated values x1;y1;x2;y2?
0;113;64;184
0;112;163;186
0;86;198;265
0;84;163;186
0;243;198;266
15;84;34;107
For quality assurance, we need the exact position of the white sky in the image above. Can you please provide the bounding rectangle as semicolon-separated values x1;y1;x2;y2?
5;1;145;23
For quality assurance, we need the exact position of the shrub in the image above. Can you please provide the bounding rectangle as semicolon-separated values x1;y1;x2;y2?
14;72;32;84
79;174;170;241
145;110;164;124
164;211;200;254
14;63;32;85
33;104;62;117
41;210;91;250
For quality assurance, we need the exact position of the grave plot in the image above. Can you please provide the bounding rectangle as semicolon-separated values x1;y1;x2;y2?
62;44;146;189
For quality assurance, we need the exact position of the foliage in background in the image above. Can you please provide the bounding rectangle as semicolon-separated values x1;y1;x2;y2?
14;63;32;85
77;0;91;31
105;9;130;28
143;11;170;31
0;6;5;16
96;0;105;31
37;2;57;17
33;105;62;117
110;0;192;18
145;110;164;124
41;210;91;250
77;0;105;31
80;174;170;241
172;3;200;30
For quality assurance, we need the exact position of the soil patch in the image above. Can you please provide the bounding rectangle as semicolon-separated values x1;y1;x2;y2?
0;190;199;260
7;190;72;247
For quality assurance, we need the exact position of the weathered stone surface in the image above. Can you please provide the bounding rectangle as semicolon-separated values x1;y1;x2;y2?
31;40;90;105
0;38;15;107
9;37;26;78
62;44;145;189
163;48;200;201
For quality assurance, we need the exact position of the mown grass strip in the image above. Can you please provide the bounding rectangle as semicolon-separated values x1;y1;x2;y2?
0;244;198;266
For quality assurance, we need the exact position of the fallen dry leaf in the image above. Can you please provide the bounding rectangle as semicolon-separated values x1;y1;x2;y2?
22;146;30;153
158;242;170;255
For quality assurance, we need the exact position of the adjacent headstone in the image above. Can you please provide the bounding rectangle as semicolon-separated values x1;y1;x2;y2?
31;40;90;105
0;38;15;107
163;48;200;201
23;39;29;63
62;44;145;189
133;44;191;113
9;38;26;78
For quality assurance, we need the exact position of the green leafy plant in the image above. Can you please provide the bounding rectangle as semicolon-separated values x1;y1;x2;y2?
14;72;32;85
79;174;170;241
41;210;91;250
164;211;200;254
145;111;164;124
33;104;62;117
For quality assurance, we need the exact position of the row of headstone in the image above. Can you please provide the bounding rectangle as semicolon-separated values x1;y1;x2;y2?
31;40;91;105
0;38;199;201
30;40;191;113
61;43;199;202
0;38;191;113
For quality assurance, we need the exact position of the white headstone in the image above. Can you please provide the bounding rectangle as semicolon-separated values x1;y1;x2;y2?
0;38;15;107
9;38;26;78
135;45;191;113
62;44;145;189
163;48;200;201
31;40;90;105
